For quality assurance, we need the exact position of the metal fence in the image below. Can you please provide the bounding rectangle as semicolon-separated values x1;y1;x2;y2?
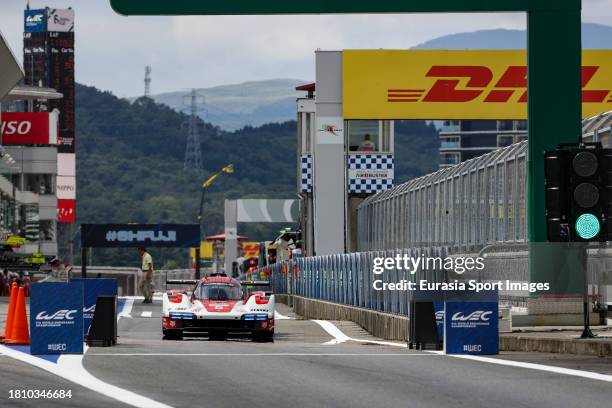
358;141;528;253
71;266;139;296
358;111;612;254
247;247;449;317
582;110;612;144
153;269;195;292
154;268;217;292
250;244;612;317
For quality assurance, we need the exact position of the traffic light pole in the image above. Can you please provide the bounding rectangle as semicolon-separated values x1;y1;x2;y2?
528;9;583;299
196;187;205;280
580;244;595;338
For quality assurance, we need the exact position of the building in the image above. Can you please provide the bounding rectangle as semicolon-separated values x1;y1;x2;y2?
23;7;76;262
1;30;61;263
439;120;527;168
296;48;612;254
295;83;315;256
2;88;62;256
438;114;612;168
296;51;396;256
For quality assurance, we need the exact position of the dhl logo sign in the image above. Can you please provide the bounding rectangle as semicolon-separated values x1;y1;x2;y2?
242;242;260;259
387;66;609;104
343;50;612;120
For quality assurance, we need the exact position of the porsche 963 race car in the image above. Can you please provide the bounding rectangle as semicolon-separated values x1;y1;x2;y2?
162;275;274;342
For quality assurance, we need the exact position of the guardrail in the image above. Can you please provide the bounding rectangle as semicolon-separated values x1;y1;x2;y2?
357;112;612;254
247;245;612;318
358;141;527;253
69;267;200;296
246;248;449;316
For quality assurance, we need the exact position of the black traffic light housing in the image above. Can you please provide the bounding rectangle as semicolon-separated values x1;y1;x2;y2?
545;143;612;242
568;148;603;241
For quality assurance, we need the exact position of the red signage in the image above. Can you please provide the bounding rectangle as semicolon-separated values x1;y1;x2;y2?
57;199;76;223
1;112;58;145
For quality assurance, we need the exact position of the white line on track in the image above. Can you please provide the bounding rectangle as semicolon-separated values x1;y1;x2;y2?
140;311;152;318
274;310;293;320
313;320;351;345
312;320;407;347
315;319;612;383
0;297;173;408
0;345;174;408
452;354;612;383
118;298;134;320
120;295;163;301
86;353;437;357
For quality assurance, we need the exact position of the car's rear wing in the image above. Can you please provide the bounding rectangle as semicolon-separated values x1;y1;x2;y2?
241;281;273;296
239;280;270;286
166;279;198;285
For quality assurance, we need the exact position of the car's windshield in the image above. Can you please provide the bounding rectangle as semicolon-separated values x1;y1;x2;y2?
195;284;242;301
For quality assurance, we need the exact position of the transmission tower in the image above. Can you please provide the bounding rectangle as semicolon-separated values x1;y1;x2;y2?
144;66;152;97
183;89;205;175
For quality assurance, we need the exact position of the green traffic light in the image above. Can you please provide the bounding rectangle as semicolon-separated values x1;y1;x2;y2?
575;213;600;239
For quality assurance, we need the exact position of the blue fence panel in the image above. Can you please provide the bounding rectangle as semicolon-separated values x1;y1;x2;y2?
251;247;451;317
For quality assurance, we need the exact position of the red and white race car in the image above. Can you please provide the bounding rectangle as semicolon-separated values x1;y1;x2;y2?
161;275;274;341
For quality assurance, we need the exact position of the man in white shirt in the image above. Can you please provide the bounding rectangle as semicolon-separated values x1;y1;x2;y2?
138;247;154;303
358;134;376;151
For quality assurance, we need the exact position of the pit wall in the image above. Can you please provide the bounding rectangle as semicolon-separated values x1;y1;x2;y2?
275;295;610;356
276;294;408;341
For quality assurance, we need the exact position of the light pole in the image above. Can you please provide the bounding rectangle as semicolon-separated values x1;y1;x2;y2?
196;164;233;278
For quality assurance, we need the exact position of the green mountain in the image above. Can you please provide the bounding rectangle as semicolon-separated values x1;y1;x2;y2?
413;22;612;50
75;84;438;267
144;79;309;131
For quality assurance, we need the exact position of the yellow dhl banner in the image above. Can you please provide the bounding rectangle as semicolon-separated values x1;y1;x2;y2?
242;242;260;259
342;50;612;120
189;242;213;261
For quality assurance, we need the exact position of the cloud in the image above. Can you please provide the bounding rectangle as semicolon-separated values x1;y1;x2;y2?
0;0;610;97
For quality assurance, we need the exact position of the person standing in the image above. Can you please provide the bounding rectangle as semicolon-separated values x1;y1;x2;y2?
0;269;7;296
138;248;154;303
358;134;376;151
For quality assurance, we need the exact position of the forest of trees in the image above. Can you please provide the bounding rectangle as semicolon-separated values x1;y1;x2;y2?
73;84;439;267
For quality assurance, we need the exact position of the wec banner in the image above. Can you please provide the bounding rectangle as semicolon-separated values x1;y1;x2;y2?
30;282;84;354
24;9;46;32
444;297;499;355
343;50;612;120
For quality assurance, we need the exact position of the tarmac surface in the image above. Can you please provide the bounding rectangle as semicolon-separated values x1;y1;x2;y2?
0;298;612;408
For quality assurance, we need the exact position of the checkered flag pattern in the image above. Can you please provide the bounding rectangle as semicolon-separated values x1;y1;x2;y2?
348;154;394;194
300;154;313;193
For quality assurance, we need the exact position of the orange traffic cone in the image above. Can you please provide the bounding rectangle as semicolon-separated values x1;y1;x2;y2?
5;286;29;345
1;283;18;342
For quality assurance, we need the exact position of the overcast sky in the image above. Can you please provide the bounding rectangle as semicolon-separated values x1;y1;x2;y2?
1;0;611;97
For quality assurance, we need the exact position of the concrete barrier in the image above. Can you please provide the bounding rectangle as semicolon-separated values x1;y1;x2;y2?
500;335;612;356
276;295;409;341
276;294;612;356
